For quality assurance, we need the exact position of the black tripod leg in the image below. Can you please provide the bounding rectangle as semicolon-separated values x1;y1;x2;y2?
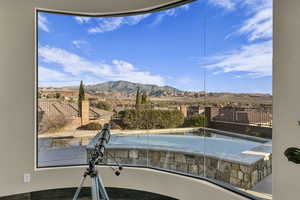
73;175;87;200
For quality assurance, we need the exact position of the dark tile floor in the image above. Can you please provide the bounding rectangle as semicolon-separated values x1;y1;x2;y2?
0;188;177;200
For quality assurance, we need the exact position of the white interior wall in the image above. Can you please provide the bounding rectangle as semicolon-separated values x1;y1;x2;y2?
0;0;299;199
273;0;300;199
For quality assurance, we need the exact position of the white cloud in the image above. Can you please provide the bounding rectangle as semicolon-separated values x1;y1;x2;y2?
39;45;112;76
208;0;272;41
204;0;272;79
127;14;152;25
89;14;151;33
38;14;50;32
38;66;80;87
39;66;70;81
243;0;272;12
88;17;124;33
38;45;164;85
113;60;135;72
72;40;87;48
152;5;190;25
239;6;272;41
204;40;272;78
111;60;164;85
208;0;235;10
74;16;91;24
84;5;189;33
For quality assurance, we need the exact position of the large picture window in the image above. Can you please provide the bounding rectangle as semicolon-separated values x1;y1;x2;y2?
37;0;272;198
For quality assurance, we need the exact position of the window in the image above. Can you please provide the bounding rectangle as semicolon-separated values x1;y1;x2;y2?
37;1;272;198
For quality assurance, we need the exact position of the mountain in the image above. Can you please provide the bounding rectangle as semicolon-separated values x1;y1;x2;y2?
86;81;181;97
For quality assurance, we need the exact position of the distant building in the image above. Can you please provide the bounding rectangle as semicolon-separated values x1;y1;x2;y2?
179;105;187;118
187;106;204;117
38;99;114;132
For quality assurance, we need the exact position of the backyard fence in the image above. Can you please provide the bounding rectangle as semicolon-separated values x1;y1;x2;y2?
209;107;272;127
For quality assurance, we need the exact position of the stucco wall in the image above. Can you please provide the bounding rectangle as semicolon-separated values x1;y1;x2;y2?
0;0;251;200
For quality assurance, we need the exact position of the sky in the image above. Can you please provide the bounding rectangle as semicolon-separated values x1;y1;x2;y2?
38;0;272;94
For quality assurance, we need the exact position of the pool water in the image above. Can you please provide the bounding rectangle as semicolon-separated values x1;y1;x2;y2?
108;132;262;158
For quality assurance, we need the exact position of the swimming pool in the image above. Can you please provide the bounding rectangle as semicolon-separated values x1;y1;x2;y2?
108;133;263;158
39;129;270;166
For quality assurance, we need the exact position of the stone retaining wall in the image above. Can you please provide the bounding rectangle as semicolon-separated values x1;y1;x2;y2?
87;148;272;189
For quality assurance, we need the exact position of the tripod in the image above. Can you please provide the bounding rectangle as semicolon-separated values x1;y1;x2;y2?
72;161;109;200
73;124;122;200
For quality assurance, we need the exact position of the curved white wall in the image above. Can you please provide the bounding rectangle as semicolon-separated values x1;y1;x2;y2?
33;167;251;200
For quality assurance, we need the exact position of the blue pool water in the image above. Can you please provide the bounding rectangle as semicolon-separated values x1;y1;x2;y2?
107;132;263;159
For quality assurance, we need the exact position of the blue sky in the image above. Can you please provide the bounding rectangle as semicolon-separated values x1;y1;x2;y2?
38;0;272;94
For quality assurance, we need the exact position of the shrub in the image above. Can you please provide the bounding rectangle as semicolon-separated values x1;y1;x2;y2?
193;130;212;137
78;122;102;130
39;115;70;133
183;114;208;127
250;131;267;138
110;120;122;130
119;109;184;129
94;101;112;111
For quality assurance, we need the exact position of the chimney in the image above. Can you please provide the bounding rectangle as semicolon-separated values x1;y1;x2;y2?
204;107;211;127
180;105;187;118
81;100;89;125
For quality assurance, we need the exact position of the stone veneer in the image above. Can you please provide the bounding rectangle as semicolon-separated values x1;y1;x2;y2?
87;148;272;189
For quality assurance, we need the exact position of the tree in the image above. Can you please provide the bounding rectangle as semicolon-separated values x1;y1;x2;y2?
135;87;141;110
55;92;61;99
77;122;102;130
119;109;184;129
183;114;208;127
94;101;112;111
78;80;85;117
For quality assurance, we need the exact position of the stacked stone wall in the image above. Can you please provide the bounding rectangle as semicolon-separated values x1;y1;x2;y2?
87;148;272;189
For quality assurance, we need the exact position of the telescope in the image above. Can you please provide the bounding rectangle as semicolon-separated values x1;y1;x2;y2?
90;123;111;164
73;123;122;200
